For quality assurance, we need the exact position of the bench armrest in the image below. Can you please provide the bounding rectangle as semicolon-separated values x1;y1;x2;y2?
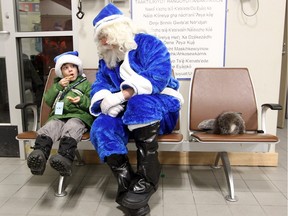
261;103;282;133
15;103;38;132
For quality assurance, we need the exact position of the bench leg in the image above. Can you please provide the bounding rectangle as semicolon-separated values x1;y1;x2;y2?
219;152;238;202
55;175;67;197
74;149;85;166
54;149;85;197
211;152;221;169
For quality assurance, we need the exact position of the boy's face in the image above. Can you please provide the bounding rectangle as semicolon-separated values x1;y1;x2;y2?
61;63;78;81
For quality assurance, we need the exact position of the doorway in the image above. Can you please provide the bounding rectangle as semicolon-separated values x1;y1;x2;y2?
0;0;76;158
277;2;287;128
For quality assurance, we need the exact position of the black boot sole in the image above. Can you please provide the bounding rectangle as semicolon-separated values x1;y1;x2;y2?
121;188;156;210
27;150;46;175
121;181;158;210
49;155;72;176
128;204;150;216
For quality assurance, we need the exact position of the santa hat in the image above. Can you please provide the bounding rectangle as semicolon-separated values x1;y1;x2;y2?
92;3;131;39
54;51;83;78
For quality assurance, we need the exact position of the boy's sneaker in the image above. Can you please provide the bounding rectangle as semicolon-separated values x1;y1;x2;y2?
27;149;47;175
49;154;73;176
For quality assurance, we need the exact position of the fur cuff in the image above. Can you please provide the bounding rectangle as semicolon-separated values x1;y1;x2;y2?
89;89;112;116
120;74;152;95
161;87;184;105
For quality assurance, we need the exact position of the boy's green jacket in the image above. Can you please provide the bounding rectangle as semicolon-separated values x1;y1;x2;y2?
44;76;94;128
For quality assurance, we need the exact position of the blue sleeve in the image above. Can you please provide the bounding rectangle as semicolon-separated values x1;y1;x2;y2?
133;34;172;93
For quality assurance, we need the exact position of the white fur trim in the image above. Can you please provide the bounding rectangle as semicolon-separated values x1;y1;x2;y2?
120;75;152;95
119;52;152;95
128;120;158;131
94;14;123;30
160;87;184;105
55;55;83;78
89;89;112;116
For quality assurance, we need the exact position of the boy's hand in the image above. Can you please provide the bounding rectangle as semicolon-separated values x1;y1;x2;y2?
67;96;80;104
59;75;73;87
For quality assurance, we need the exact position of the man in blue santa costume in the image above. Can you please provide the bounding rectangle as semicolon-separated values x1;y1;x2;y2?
89;3;184;216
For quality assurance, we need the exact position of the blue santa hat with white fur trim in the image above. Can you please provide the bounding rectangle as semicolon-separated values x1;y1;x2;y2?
92;3;131;39
54;51;83;78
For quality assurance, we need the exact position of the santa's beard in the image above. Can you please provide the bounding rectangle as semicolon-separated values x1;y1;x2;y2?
98;45;125;69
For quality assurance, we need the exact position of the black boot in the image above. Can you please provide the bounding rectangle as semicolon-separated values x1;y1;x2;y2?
106;154;135;206
27;134;53;175
122;122;161;209
127;204;151;216
49;136;77;176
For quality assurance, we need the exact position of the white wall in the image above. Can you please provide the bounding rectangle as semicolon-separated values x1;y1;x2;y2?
76;0;286;140
224;0;286;136
0;2;2;31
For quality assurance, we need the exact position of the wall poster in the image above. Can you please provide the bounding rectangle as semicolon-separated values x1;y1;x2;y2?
131;0;227;79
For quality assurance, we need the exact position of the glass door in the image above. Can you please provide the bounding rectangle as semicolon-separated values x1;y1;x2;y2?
0;1;22;157
0;0;76;159
0;2;10;123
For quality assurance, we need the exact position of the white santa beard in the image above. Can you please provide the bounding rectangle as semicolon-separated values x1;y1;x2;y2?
99;45;125;69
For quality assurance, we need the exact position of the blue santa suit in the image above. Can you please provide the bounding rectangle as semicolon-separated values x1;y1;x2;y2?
89;33;183;161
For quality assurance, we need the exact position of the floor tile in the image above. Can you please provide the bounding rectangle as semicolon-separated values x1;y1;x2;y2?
79;174;110;188
0;184;23;198
0;197;38;215
163;189;195;205
190;177;221;191
245;179;280;192
94;201;126;216
0;197;9;208
161;165;190;179
12;185;49;199
149;203;163;216
0;174;8;183
61;200;99;216
0;173;31;185
12;163;33;174
193;191;227;205
196;204;232;216
148;189;163;205
260;166;288;181
162;177;192;190
163;203;197;216
28;198;68;216
0;164;21;174
262;205;288;216
225;191;259;205
252;192;287;206
228;205;266;216
219;178;250;193
0;121;285;216
70;186;105;202
271;180;287;197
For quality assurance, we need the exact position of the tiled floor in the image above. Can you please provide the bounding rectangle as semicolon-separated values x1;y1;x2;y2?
0;123;286;216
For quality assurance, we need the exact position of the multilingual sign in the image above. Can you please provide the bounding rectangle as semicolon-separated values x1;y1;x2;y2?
131;0;227;79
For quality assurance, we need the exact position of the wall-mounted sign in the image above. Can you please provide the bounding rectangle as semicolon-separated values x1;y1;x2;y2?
131;0;227;79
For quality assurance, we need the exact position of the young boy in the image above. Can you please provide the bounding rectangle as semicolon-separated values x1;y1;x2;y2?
27;51;94;176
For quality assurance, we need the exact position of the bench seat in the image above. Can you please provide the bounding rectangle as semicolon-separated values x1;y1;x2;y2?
16;68;183;197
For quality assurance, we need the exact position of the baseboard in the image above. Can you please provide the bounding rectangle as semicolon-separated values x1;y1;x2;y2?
25;144;278;166
81;150;279;166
